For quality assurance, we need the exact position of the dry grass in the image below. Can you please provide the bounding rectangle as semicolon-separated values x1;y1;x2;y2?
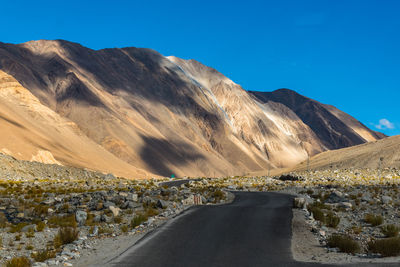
5;257;31;267
325;212;340;228
48;214;77;228
327;234;360;254
54;227;79;248
9;222;29;233
131;214;147;228
368;237;400;257
365;214;384;226
31;249;56;262
381;225;400;238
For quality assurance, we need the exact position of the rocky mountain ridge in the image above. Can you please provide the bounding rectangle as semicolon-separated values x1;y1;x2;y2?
0;39;384;178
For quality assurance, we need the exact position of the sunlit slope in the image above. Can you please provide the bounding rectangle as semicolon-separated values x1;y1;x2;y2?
292;135;400;171
0;70;150;178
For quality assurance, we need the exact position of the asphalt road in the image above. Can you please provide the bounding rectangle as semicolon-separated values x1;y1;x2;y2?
108;192;395;267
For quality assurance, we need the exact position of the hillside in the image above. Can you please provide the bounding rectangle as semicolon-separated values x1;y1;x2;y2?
0;40;384;178
292;135;400;171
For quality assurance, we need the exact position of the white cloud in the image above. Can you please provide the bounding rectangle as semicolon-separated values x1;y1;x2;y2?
375;119;395;130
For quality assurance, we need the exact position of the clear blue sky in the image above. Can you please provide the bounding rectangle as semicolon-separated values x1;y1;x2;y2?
1;0;399;135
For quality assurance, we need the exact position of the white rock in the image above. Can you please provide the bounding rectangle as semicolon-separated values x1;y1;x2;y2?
109;206;120;217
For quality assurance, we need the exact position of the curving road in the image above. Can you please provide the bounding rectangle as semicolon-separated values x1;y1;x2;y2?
107;192;395;267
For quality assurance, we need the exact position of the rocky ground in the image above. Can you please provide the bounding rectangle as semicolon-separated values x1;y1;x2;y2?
289;168;400;263
2;152;400;266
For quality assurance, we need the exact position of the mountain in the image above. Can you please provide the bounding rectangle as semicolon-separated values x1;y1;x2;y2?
291;135;400;171
249;89;385;150
0;40;384;178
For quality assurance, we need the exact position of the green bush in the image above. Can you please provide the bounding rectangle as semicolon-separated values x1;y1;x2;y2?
368;237;400;257
327;234;360;254
5;257;31;267
365;214;384;226
381;225;400;238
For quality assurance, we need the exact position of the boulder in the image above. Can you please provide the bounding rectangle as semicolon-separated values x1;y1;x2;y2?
130;193;138;202
92;225;99;236
104;173;116;180
157;199;168;209
21;224;36;232
101;214;113;223
109;206;120;217
142;196;156;205
93;214;101;223
75;210;87;226
325;191;346;203
338;202;352;209
103;201;116;208
381;196;392;204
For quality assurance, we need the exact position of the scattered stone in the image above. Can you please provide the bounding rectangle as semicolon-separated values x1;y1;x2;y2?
75;210;88;226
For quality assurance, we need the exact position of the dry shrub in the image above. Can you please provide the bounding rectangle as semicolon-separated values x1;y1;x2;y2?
365;214;383;226
381;225;400;238
368;237;400;257
327;234;360;254
5;257;31;267
54;227;79;248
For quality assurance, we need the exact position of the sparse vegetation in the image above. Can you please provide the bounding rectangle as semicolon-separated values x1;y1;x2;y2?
5;256;31;267
308;205;325;223
48;214;77;228
31;249;56;262
54;227;79;248
325;212;340;228
365;214;384;226
121;224;129;233
36;221;46;232
9;222;29;233
131;213;147;228
368;237;400;257
327;234;360;254
381;224;400;238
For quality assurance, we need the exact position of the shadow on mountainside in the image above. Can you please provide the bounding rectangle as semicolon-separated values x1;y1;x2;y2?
139;135;205;177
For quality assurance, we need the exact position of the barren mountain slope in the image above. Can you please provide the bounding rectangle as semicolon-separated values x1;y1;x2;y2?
168;57;326;167
0;40;262;177
292;135;400;171
0;40;384;178
0;70;149;178
249;89;384;149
